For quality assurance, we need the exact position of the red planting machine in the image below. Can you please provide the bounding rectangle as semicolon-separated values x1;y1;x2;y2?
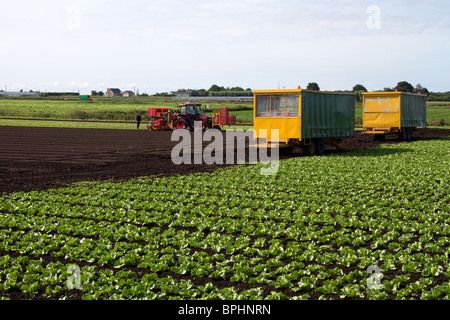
146;103;236;131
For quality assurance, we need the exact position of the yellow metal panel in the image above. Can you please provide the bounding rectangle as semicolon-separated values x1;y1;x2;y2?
363;112;400;129
363;92;401;129
254;118;301;142
363;94;400;113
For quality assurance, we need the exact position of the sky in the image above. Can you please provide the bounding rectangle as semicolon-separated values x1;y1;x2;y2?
1;0;449;94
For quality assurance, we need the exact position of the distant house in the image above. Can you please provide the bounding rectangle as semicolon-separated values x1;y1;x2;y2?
105;88;122;97
121;90;135;97
171;90;191;99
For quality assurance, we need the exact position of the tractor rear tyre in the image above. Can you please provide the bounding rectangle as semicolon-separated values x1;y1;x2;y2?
203;119;214;132
176;118;190;131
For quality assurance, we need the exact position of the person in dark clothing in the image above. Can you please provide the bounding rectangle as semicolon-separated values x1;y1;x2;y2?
136;113;142;129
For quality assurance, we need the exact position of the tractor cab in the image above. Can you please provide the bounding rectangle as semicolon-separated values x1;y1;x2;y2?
179;103;204;116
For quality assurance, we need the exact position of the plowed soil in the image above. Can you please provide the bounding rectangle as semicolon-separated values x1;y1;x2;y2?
1;126;449;194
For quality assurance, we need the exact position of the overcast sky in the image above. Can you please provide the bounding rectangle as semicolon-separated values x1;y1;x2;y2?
1;0;449;94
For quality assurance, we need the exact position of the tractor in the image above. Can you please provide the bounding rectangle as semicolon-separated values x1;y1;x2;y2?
174;103;216;131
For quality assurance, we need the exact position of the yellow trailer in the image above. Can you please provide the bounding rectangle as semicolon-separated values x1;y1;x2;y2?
362;91;427;141
253;88;355;155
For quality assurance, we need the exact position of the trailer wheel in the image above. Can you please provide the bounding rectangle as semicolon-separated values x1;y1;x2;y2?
302;139;324;156
398;129;409;141
279;146;294;155
315;139;325;156
405;128;411;141
302;144;313;156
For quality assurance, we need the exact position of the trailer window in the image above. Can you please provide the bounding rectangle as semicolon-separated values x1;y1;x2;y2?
255;95;299;117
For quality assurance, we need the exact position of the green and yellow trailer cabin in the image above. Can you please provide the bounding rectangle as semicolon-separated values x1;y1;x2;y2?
362;91;426;141
253;89;355;155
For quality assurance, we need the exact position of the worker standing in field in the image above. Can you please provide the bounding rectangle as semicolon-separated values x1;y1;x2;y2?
136;113;142;129
167;109;173;123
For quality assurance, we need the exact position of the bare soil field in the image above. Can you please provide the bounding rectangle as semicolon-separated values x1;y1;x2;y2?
1;126;449;194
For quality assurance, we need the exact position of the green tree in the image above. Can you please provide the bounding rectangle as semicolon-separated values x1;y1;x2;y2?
352;84;367;92
208;84;225;92
306;82;320;91
394;81;414;93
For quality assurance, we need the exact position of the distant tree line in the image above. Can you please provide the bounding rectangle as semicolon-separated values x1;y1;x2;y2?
39;92;79;97
91;90;104;96
151;85;253;97
190;85;253;97
303;81;433;102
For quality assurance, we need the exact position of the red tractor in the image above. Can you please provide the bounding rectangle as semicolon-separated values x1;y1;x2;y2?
173;103;216;131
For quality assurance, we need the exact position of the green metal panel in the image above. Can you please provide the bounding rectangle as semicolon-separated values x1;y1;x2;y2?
300;91;355;139
400;93;427;128
79;95;88;101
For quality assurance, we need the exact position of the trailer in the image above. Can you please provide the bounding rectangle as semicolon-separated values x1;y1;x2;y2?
79;95;95;101
212;107;237;128
362;91;427;141
253;88;355;155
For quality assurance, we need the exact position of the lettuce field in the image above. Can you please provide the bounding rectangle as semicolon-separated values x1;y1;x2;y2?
0;137;449;300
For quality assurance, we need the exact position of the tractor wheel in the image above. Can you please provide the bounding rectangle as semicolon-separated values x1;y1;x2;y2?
203;120;213;131
176;118;190;131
